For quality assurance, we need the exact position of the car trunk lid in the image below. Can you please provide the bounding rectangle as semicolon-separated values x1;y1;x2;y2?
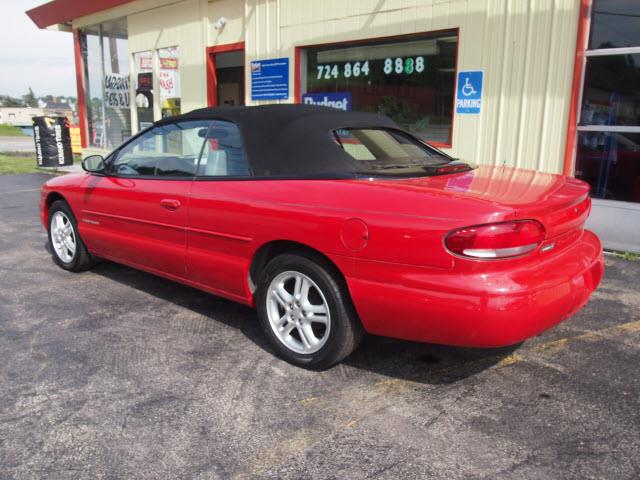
371;164;591;240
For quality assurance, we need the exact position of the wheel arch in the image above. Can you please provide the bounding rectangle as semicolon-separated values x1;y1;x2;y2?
248;240;349;296
251;240;364;368
44;191;68;220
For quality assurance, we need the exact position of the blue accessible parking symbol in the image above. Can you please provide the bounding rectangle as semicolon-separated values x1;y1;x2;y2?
455;71;483;114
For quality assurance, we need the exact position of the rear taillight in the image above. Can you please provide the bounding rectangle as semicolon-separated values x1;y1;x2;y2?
445;220;545;259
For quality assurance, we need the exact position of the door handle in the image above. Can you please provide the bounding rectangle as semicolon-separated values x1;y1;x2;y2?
160;198;181;210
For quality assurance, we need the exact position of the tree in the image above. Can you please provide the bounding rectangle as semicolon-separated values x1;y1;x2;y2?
23;87;37;108
1;96;23;107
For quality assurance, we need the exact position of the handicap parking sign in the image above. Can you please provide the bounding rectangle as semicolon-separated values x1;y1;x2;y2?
455;71;483;115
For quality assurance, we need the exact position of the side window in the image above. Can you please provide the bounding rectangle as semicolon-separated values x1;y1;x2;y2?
197;121;250;177
112;120;211;177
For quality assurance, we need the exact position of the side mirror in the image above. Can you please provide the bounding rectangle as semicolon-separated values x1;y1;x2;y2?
81;154;105;173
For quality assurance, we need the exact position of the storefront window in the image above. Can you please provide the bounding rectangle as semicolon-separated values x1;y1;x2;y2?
589;0;640;49
300;31;458;144
575;0;640;204
82;33;101;146
134;51;154;130
576;132;640;202
580;54;640;127
158;47;181;118
81;18;131;149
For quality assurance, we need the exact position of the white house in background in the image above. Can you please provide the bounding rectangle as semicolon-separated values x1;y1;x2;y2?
0;107;74;127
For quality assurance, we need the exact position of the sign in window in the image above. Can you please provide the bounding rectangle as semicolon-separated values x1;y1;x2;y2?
301;31;458;145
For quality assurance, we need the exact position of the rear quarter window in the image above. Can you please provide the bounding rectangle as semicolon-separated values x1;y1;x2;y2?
332;128;446;165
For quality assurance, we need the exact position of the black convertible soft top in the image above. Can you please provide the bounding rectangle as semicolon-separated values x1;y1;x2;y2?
155;104;400;176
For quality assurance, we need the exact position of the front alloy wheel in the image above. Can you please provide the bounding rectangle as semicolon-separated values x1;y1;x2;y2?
47;200;96;272
50;211;76;263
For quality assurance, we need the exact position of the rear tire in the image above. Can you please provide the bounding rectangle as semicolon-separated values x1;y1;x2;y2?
48;200;96;272
256;252;362;369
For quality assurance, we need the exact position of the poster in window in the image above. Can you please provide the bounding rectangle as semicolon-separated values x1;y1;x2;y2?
159;47;179;69
159;57;178;69
139;55;153;71
159;70;180;100
137;72;153;92
104;73;130;109
158;46;181;117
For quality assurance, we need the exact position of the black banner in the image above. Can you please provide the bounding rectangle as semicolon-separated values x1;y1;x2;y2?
32;117;73;167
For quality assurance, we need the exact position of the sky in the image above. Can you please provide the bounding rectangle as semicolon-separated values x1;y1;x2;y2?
0;0;76;98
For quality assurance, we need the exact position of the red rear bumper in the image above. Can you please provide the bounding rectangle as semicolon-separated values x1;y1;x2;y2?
347;229;604;347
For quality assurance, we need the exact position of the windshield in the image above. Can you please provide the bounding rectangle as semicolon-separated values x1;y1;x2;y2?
333;128;452;168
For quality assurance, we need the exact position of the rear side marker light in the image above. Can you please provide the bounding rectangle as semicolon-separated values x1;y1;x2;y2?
436;164;470;174
445;220;546;259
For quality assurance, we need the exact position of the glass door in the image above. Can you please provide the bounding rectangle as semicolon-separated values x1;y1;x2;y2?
215;50;245;107
576;0;640;252
207;45;245;107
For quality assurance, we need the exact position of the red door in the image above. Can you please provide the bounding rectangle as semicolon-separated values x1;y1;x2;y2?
79;120;212;279
185;119;253;301
80;175;190;278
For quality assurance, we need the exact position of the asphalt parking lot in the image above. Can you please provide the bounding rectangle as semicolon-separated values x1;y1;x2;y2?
1;173;639;479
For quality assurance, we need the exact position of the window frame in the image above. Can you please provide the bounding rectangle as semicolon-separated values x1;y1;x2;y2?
79;20;131;150
294;28;460;149
577;1;640;136
331;127;454;164
105;118;253;181
107;120;209;180
193;119;252;180
570;0;640;202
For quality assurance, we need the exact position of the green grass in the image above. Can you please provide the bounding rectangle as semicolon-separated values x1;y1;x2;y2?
0;153;41;174
0;152;82;175
0;124;25;136
615;251;640;262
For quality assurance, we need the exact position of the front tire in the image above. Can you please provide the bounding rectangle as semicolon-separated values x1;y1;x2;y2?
256;252;362;369
48;200;95;272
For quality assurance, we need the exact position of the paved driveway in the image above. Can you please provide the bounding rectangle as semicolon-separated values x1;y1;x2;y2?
1;173;639;479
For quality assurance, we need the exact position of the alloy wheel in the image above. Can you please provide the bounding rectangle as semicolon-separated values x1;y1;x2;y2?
50;211;76;263
266;270;331;354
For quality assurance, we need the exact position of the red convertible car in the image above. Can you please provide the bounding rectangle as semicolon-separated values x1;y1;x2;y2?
40;105;604;369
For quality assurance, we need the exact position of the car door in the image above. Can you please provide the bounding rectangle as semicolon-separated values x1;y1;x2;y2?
186;120;254;299
79;120;211;279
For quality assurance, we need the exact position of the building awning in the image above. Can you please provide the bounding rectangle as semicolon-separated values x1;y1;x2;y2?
26;0;133;29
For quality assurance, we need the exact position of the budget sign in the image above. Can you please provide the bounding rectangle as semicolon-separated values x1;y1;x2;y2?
301;92;351;111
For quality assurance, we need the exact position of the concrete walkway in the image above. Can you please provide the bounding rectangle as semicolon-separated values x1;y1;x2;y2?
38;163;83;174
0;136;35;153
